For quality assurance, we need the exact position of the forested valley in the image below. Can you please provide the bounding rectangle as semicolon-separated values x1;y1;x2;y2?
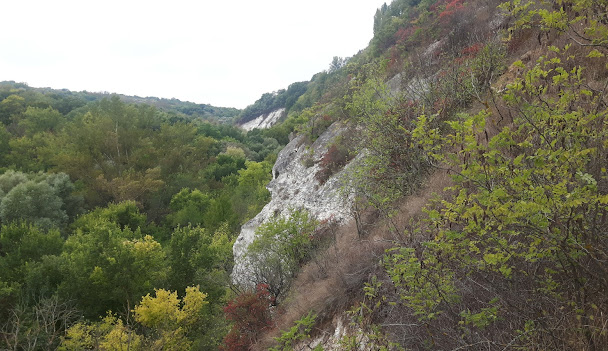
0;81;292;349
2;0;608;350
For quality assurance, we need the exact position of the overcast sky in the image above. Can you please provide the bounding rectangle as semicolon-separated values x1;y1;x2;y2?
1;0;387;109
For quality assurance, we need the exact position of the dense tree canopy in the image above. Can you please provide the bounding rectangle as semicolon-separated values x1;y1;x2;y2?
0;83;282;350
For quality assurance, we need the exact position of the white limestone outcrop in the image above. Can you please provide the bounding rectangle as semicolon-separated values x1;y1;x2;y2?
240;108;286;131
232;121;354;284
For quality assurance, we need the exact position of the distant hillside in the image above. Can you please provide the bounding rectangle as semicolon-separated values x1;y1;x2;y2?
0;81;240;122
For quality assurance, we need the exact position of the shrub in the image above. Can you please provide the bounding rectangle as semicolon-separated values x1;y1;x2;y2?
245;209;318;302
315;143;352;184
220;284;274;351
269;312;317;351
438;0;465;22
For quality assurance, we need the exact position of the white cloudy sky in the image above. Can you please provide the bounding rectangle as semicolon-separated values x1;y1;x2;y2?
1;0;386;108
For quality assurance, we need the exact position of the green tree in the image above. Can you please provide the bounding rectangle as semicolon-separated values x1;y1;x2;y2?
344;65;428;214
6;133;52;172
245;209;318;302
61;213;167;318
166;226;214;295
231;161;272;222
0;180;67;229
0;94;26;125
167;188;210;227
384;40;608;350
204;154;246;182
0;171;82;229
0;222;64;285
203;194;239;232
46;96;164;206
0;222;64;321
0;125;10;167
71;201;146;232
19;106;66;136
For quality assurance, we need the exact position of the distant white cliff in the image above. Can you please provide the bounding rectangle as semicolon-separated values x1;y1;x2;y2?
240;108;286;131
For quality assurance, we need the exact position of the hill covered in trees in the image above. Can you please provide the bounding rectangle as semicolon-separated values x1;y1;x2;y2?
0;81;240;123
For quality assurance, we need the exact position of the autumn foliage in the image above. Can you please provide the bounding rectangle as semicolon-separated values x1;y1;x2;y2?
439;0;465;19
315;143;352;184
220;284;274;351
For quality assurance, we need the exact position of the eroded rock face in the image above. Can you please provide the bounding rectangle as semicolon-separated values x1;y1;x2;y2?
232;121;354;285
240;108;286;131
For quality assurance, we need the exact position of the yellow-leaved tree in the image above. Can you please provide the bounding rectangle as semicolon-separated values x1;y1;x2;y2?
59;286;207;351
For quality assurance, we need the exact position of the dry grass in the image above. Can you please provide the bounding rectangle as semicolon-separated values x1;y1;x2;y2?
252;170;452;350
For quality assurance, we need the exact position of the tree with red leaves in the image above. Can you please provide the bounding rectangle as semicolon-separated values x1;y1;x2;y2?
220;284;273;351
439;0;465;20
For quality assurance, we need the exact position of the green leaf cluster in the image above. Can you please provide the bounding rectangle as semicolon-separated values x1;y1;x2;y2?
383;27;608;348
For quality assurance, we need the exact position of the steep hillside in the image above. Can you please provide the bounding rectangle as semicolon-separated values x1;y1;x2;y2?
230;0;608;350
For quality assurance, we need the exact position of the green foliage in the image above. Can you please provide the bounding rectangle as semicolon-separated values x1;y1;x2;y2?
45;96;167;205
344;64;429;212
231;160;272;221
501;0;608;48
19;106;66;136
204;153;246;182
0;94;26;125
0;124;11;167
242;130;281;161
371;0;423;56
61;214;168;318
270;311;317;351
0;83;276;349
72;201;146;232
385;247;459;321
0;223;65;320
246;209;318;301
0;170;81;229
0;222;63;284
382;31;608;348
167;188;210;227
166;225;230;303
202;194;240;232
5;132;52;172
